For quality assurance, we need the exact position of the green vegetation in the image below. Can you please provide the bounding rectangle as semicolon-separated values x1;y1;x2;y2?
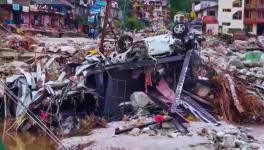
76;15;85;25
169;0;190;17
125;16;143;31
118;0;133;17
118;0;144;30
113;19;122;28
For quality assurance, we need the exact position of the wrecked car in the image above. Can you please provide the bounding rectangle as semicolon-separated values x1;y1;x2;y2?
111;22;205;64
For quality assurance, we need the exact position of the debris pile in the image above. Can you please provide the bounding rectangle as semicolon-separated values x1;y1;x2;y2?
195;123;263;150
0;22;264;150
213;74;264;123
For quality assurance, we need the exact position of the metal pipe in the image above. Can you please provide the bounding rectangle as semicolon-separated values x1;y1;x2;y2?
99;0;112;53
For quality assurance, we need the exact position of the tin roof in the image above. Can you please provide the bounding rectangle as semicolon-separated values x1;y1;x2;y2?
32;0;74;8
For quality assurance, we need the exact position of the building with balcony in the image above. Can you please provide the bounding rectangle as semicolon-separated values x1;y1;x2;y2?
218;0;244;34
0;0;30;25
130;0;169;29
194;1;218;34
244;0;264;35
30;0;74;28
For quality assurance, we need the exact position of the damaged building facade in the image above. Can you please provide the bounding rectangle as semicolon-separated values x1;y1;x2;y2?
0;0;112;29
131;0;169;29
194;0;264;35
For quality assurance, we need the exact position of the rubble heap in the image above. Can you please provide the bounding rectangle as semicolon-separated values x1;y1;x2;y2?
0;24;264;150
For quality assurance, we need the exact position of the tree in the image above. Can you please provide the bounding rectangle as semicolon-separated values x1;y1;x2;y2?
125;17;143;31
118;0;133;17
169;0;190;18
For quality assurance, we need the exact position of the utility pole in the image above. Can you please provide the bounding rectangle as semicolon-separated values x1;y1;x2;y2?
99;0;111;53
122;0;128;29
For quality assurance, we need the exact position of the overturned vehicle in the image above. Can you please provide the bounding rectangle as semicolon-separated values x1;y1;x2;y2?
111;23;205;64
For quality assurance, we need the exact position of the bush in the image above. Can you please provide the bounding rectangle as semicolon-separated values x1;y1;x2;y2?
113;19;122;28
125;17;143;31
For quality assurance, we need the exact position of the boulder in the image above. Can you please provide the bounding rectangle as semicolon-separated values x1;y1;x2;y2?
130;92;153;109
222;135;236;148
129;128;141;136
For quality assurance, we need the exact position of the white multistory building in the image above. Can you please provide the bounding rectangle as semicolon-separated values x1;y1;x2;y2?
217;0;245;34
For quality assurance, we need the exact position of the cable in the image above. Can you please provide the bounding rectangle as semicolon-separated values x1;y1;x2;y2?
4;91;63;147
0;81;68;150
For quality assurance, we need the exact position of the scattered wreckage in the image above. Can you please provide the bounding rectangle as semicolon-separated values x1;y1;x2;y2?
0;22;264;150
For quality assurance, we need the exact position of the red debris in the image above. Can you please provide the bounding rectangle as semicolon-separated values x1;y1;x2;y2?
40;111;48;122
154;114;165;123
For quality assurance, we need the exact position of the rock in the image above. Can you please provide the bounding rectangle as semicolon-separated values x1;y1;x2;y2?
230;59;244;68
63;128;70;135
195;84;211;98
29;44;39;51
224;129;231;134
222;135;236;148
59;46;77;54
162;122;173;129
249;143;261;149
130;92;153;109
167;132;181;138
208;131;216;141
141;127;150;133
239;133;249;142
246;71;252;76
228;129;240;135
247;134;256;140
241;147;248;150
238;74;247;79
186;133;193;137
35;46;45;53
148;130;156;136
129;128;141;136
229;65;237;71
235;139;247;147
237;126;248;133
216;131;225;138
255;79;263;85
149;124;159;130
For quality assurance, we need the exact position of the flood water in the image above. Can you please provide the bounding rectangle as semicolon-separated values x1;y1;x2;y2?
0;120;56;150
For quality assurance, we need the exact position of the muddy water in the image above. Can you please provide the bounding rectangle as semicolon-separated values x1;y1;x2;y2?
0;121;56;150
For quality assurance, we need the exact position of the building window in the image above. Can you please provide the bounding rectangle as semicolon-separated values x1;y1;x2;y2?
208;10;216;16
223;9;231;12
222;22;231;26
233;11;242;20
245;10;251;18
245;25;253;32
245;0;251;5
233;0;242;7
259;10;264;18
155;6;161;9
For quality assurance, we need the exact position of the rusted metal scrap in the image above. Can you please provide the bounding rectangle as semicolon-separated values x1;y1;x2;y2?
224;74;245;113
213;74;264;123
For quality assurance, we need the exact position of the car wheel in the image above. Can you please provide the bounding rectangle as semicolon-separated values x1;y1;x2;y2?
172;23;189;37
118;35;133;53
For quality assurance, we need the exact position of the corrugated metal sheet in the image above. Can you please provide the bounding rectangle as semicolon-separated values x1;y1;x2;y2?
13;0;30;6
32;0;74;7
0;0;30;5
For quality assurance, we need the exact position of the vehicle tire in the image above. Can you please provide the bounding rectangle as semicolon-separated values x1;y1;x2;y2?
172;22;189;37
118;35;133;53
